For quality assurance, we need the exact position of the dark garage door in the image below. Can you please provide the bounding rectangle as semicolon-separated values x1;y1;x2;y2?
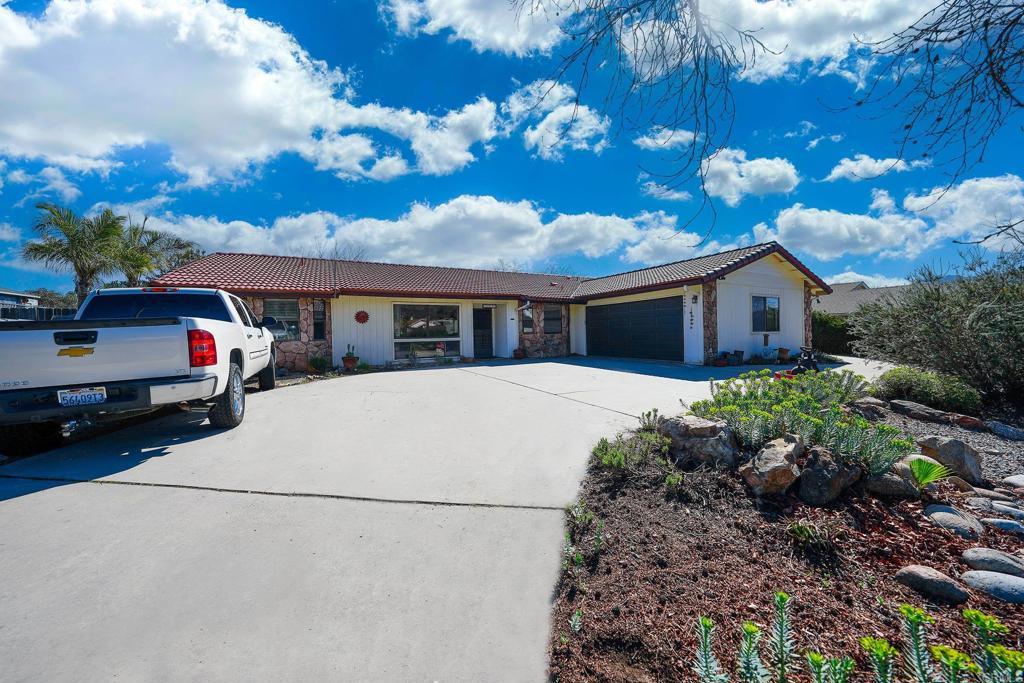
586;296;685;361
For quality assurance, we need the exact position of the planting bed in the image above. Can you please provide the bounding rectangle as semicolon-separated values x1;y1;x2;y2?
548;459;1024;682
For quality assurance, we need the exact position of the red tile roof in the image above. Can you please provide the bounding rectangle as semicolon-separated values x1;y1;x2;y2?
153;242;831;301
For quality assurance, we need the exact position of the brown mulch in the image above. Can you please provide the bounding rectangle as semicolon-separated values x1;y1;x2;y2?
549;463;1024;682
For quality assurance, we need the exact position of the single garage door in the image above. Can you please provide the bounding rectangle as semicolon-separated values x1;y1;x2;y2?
586;296;685;361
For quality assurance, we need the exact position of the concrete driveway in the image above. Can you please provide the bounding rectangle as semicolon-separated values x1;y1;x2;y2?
0;356;883;681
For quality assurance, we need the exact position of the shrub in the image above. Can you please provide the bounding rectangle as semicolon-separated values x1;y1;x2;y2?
308;355;331;374
690;370;910;474
812;310;855;355
871;366;982;415
689;597;1019;683
849;250;1024;403
593;431;670;471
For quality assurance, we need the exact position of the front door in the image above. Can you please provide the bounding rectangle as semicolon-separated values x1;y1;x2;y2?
473;308;493;359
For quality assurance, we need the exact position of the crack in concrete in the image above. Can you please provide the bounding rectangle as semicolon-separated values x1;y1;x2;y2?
0;474;565;512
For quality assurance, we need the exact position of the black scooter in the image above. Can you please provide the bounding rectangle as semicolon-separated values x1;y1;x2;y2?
790;346;821;374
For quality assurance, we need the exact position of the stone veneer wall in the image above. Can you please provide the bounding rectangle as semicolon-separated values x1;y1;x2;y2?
519;302;569;358
244;297;332;372
803;281;813;349
702;280;718;364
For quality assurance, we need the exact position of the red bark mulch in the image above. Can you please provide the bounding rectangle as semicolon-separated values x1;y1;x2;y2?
549;463;1024;682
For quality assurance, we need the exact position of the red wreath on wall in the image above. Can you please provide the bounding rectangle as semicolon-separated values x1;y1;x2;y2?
354;310;370;324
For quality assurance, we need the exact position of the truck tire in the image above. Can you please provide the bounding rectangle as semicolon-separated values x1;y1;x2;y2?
0;422;63;457
258;352;276;391
208;363;245;429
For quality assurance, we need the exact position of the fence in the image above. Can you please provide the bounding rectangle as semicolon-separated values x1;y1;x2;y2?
0;305;77;321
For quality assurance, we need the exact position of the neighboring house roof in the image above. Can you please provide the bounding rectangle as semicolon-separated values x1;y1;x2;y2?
0;288;40;302
154;241;832;301
813;283;911;315
826;281;869;294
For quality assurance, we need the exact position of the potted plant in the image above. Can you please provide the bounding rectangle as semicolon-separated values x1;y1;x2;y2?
712;352;728;367
342;344;359;372
777;347;791;362
512;347;526;359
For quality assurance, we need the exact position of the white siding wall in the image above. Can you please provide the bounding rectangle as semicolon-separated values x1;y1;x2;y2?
569;304;586;355
715;255;805;359
331;295;518;365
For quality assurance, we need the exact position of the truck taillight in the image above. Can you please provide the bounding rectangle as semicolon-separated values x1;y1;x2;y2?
188;329;217;367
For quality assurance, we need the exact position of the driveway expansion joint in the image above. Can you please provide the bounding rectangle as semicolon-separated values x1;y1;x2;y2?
0;474;565;512
456;367;639;419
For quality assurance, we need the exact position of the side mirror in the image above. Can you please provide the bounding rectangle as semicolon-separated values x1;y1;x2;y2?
261;316;278;328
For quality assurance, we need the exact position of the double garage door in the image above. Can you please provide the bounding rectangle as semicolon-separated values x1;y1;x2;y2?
585;296;685;361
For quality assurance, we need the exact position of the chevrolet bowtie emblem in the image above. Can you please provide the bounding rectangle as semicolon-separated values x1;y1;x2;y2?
57;347;95;358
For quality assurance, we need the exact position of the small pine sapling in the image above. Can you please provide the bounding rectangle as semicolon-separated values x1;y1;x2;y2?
900;604;935;683
694;617;730;683
861;637;900;683
769;592;796;683
931;645;980;683
737;622;770;683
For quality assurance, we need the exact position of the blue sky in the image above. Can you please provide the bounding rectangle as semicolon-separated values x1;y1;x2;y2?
1;0;1022;293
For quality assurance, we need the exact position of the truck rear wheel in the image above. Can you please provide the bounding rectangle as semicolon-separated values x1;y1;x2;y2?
0;422;63;457
258;352;276;391
208;363;245;429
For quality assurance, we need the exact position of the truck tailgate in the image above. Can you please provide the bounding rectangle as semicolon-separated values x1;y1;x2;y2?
0;318;191;389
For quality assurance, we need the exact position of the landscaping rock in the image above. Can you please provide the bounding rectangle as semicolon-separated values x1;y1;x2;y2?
923;504;984;540
891;400;949;422
971;488;1014;502
991;502;1024;521
946;476;975;493
738;434;802;497
949;414;986;430
960;571;1024;604
798;447;861;506
1003;474;1024;488
894;565;969;604
917;436;985;485
980;518;1024;537
964;497;995;513
659;415;741;469
864;472;919;500
986;421;1024;441
850;396;887;419
962;548;1024;579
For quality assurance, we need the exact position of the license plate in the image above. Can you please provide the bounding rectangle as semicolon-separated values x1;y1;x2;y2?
57;387;107;408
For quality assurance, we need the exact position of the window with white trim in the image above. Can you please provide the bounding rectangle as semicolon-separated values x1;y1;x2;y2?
393;304;461;360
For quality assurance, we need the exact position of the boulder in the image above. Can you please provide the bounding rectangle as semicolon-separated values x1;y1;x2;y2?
659;415;741;469
986;421;1024;441
798;447;861;507
946;476;976;493
850;396;888;420
738;434;803;496
961;571;1024;604
949;414;986;430
1003;474;1024;489
962;548;1024;579
991;502;1024;521
917;436;985;485
964;497;995;514
924;504;984;540
864;472;919;500
894;565;969;604
971;488;1014;502
980;518;1024;537
891;400;949;422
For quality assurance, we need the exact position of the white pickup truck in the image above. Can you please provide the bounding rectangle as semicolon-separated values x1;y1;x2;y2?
0;287;277;454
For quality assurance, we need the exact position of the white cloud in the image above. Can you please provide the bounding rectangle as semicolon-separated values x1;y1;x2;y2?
703;148;799;207
621;212;750;265
9;166;82;206
0;223;20;242
824;154;929;182
633;128;696;151
0;0;500;186
823;270;909;288
639;179;692;202
382;0;564;56
806;133;844;150
903;174;1024;249
784;121;816;138
503;80;609;161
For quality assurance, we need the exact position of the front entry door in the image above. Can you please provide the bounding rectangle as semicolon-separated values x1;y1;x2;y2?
473;308;493;359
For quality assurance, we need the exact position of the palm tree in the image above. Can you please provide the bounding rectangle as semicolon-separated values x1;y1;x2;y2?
21;203;123;306
115;215;201;287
